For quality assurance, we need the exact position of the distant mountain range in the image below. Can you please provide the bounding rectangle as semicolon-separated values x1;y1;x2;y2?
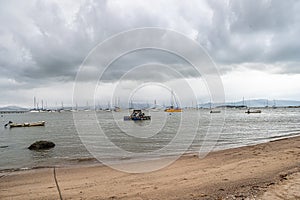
1;99;300;111
0;106;29;111
198;99;300;108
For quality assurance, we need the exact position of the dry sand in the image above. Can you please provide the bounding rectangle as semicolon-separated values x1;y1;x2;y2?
0;136;299;200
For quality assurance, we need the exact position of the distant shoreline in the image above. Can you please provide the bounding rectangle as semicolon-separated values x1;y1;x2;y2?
1;103;300;113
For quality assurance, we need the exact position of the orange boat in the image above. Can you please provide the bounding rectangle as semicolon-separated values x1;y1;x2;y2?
164;91;182;113
164;106;182;112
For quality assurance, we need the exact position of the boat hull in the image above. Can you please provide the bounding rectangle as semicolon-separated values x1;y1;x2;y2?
9;121;46;128
124;116;151;121
245;110;261;114
210;110;221;113
164;109;182;112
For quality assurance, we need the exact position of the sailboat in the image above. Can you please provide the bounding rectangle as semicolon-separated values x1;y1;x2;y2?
245;98;261;114
104;101;112;112
30;96;39;112
272;99;277;109
164;91;182;112
245;109;261;114
113;97;121;112
209;100;221;113
150;100;160;112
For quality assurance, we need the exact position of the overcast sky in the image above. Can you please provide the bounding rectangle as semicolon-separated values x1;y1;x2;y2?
1;0;300;108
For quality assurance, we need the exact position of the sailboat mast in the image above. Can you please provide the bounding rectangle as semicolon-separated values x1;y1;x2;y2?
33;96;36;110
170;90;174;107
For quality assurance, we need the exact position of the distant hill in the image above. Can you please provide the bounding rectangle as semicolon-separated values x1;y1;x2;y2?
1;99;300;111
198;99;300;108
0;106;28;111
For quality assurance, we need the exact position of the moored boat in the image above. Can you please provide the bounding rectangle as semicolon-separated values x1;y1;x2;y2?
124;110;151;121
164;106;182;112
210;110;221;113
164;91;182;113
245;109;261;114
5;121;46;128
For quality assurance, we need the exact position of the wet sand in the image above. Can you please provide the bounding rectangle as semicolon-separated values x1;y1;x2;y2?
0;136;299;199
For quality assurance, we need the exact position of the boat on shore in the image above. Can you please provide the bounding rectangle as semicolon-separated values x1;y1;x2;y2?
124;110;151;121
5;121;46;128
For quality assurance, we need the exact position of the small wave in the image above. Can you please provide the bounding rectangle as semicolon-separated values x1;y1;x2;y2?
68;157;98;163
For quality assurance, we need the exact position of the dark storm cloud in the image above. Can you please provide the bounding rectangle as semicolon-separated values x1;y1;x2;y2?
0;0;300;91
203;0;300;65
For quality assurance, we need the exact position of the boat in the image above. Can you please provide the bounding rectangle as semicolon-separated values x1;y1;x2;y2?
113;97;121;112
209;101;221;113
113;106;121;112
4;121;46;128
210;110;221;113
150;100;160;112
164;106;182;112
124;110;151;121
209;101;221;114
164;91;182;113
104;101;112;112
245;109;261;114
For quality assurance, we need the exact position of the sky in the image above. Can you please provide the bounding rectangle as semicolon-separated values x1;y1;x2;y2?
0;0;300;108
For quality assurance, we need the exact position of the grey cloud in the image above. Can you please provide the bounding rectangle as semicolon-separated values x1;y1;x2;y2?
203;0;300;66
0;0;300;91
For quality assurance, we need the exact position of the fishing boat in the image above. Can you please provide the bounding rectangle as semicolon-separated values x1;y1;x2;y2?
245;109;261;114
164;91;182;113
124;110;151;121
4;121;46;128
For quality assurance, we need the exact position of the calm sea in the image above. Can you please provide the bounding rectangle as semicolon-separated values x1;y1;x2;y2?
0;108;299;171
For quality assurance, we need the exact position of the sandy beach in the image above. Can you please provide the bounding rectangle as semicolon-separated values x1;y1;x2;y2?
1;136;299;200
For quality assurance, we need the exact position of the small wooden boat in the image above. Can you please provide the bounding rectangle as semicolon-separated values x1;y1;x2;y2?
5;121;46;128
124;110;151;121
245;109;261;114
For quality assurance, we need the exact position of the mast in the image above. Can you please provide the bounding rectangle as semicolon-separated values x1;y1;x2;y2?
86;101;89;110
33;96;36;110
170;90;174;107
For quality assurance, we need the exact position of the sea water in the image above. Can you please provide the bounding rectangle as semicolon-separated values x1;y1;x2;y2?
0;108;299;171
